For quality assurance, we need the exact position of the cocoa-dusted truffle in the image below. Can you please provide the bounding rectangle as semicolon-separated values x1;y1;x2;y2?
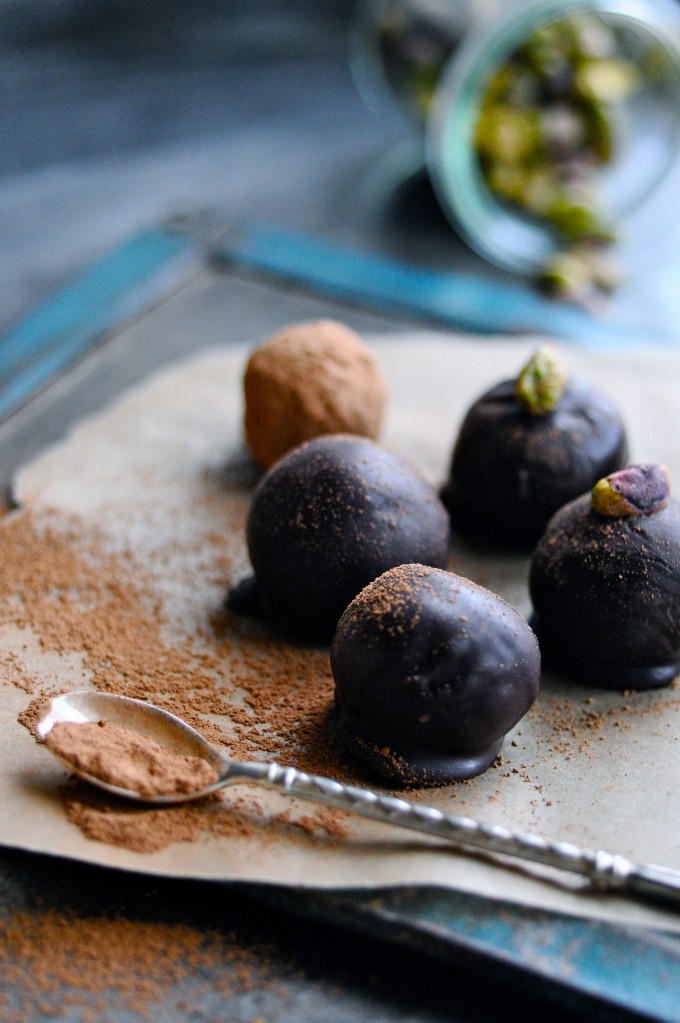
243;320;388;469
530;464;680;690
331;564;540;785
228;436;450;641
441;345;628;549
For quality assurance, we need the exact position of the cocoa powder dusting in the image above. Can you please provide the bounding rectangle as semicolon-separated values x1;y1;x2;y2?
62;786;250;854
243;319;388;469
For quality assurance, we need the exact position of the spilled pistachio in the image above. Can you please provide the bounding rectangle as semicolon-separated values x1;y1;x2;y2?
473;13;640;301
514;344;567;415
540;247;594;300
591;463;671;517
540;243;622;301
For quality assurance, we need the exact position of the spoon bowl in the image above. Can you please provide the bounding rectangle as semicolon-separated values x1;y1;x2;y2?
36;690;680;909
37;691;229;803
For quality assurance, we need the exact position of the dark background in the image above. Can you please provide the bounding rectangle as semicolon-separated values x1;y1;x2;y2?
1;0;428;335
4;0;680;342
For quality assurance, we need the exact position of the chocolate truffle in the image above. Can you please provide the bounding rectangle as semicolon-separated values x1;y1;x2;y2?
243;319;388;469
331;564;541;785
229;435;450;641
441;345;628;549
530;464;680;690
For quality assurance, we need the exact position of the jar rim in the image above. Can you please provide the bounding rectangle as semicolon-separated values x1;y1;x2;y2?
426;0;680;273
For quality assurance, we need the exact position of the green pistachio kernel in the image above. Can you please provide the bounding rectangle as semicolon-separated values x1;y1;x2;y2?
580;91;614;162
539;247;594;299
475;105;541;165
473;12;641;302
540;243;623;299
522;166;562;215
591;464;671;517
514;344;567;415
575;57;639;103
545;191;616;243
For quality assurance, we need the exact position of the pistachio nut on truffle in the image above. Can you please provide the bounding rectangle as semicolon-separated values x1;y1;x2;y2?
514;344;567;416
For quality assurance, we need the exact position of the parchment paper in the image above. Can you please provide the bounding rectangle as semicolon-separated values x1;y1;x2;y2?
3;334;680;934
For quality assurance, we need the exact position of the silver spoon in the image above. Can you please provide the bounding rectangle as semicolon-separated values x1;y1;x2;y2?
38;690;680;910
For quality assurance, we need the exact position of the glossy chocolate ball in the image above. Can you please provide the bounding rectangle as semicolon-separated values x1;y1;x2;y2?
229;436;450;640
530;465;680;689
331;564;541;785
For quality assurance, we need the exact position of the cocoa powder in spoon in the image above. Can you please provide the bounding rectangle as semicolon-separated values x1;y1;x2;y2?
45;720;219;799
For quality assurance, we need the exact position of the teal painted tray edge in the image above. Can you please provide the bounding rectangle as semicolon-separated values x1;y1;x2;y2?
213;222;675;350
256;884;680;1022
0;225;200;423
3;215;672;433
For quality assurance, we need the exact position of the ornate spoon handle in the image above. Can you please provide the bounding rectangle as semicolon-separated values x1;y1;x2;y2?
225;759;680;908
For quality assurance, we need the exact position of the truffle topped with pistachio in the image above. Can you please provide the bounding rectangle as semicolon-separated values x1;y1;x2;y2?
440;345;628;549
530;464;680;690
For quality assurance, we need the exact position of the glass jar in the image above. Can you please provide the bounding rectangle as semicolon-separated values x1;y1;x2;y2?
358;0;680;278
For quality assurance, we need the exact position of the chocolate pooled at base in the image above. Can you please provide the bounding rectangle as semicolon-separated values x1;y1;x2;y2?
229;435;450;642
330;564;541;786
530;464;680;690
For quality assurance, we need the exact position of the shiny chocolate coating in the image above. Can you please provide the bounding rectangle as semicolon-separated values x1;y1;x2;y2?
331;564;541;785
441;377;628;549
530;494;680;689
230;436;450;641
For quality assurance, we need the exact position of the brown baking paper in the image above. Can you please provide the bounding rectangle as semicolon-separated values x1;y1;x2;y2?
2;334;680;933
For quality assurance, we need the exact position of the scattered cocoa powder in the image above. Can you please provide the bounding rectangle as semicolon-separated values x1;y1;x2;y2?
61;785;257;854
45;720;220;798
1;510;350;851
272;806;352;841
0;907;278;1021
525;682;680;761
